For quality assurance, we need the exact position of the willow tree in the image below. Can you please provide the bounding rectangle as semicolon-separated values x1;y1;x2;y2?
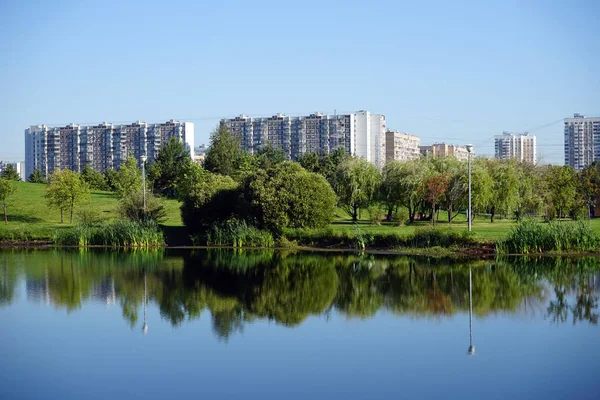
333;157;381;222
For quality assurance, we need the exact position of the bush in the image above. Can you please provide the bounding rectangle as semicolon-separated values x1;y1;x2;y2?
52;220;164;248
367;205;385;226
76;208;104;226
118;190;167;223
392;208;409;226
498;220;599;254
242;162;337;232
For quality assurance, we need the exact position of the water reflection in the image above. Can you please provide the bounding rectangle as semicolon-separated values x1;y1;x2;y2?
1;250;600;341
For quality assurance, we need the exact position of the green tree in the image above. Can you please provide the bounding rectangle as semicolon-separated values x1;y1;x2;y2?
470;159;493;223
104;168;120;192
81;166;107;190
1;164;20;181
117;190;167;223
27;169;47;184
487;160;520;222
243;162;337;232
113;157;142;198
255;144;287;170
544;165;578;219
0;178;17;224
333;157;381;222
578;163;600;222
515;162;545;220
381;158;429;223
180;172;239;230
204;125;244;177
45;169;90;223
441;158;467;224
147;137;192;198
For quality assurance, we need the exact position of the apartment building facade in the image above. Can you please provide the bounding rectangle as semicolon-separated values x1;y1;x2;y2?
385;131;421;162
221;110;386;168
494;131;536;164
25;120;194;177
564;113;600;171
420;143;470;161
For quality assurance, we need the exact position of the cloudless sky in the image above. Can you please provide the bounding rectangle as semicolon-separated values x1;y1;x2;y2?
1;0;599;164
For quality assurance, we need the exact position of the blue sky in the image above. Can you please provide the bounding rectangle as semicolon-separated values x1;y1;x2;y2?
1;0;599;164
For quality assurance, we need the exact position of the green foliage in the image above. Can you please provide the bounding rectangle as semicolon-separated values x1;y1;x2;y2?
204;124;244;177
298;147;348;184
52;220;164;247
45;169;90;224
0;178;17;224
255;144;287;170
192;220;275;247
75;208;104;226
498;220;599;254
180;172;239;230
243;162;337;232
81;166;107;190
544;165;578;219
147;137;192;198
333;157;381;222
486;159;520;222
380;158;429;223
27;169;47;184
104;169;120;191
0;164;20;181
113;157;142;198
117;190;167;223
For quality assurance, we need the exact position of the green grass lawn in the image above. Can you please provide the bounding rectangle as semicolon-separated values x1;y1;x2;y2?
330;208;600;242
0;182;183;241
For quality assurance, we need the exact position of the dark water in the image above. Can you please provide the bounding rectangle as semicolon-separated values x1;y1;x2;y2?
1;249;599;400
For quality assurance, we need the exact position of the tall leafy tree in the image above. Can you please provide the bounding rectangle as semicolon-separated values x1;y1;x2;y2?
469;159;493;224
113;157;142;198
544;165;578;219
440;158;467;224
147;137;192;198
333;157;381;222
421;172;450;226
1;164;20;181
204;124;244;177
27;169;47;184
487;159;520;222
45;169;90;223
254;144;287;170
0;178;17;224
81;166;107;190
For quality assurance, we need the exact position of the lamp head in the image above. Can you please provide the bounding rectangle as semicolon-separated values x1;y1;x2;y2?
141;155;147;163
465;144;474;154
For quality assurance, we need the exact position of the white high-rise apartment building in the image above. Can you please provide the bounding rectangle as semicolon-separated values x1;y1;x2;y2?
221;110;386;168
25;120;194;177
385;131;421;161
564;113;600;171
494;131;536;164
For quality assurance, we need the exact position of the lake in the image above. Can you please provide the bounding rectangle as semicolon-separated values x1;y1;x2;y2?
1;249;599;399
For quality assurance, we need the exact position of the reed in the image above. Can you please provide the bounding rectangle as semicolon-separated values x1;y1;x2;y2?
52;220;164;248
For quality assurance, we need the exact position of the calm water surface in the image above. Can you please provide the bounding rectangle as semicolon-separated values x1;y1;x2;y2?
1;249;599;400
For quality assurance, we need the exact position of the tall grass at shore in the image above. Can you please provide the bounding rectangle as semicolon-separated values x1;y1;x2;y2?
192;220;275;247
283;226;477;250
52;220;164;248
497;220;599;254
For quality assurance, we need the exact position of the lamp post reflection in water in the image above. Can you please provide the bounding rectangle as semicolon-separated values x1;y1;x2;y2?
142;270;148;335
468;268;475;356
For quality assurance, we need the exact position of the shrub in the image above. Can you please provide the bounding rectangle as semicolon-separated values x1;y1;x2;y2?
118;190;167;223
76;208;104;226
242;162;337;232
367;205;385;226
392;208;409;226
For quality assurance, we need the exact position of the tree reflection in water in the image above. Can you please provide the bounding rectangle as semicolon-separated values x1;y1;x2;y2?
1;249;599;339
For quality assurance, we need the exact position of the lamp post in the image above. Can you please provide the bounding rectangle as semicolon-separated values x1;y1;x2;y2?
468;268;475;356
140;155;147;220
465;144;474;232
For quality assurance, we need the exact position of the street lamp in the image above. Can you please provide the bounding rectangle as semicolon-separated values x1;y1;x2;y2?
465;144;474;232
140;155;147;220
468;268;475;356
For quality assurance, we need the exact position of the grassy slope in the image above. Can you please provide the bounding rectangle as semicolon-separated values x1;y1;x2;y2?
0;182;182;241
